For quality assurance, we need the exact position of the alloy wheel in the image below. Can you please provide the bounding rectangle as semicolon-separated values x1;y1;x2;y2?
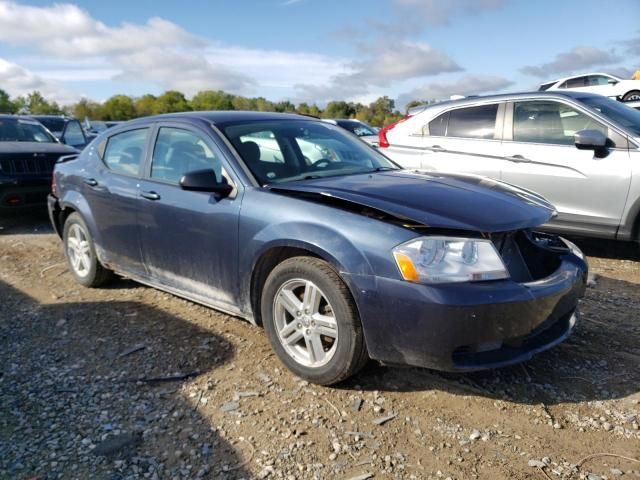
273;278;338;368
66;223;92;278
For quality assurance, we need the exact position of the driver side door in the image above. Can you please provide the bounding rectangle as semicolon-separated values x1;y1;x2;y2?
137;122;243;313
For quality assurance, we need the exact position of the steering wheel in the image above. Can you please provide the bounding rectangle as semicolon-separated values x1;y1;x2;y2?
309;158;332;170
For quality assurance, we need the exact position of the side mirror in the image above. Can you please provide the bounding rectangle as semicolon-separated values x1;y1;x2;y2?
179;169;233;197
607;78;619;85
574;129;608;151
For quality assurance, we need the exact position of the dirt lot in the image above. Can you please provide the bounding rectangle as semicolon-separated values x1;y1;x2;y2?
1;213;639;480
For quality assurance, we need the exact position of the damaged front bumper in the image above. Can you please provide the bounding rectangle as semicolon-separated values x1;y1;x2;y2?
346;238;588;372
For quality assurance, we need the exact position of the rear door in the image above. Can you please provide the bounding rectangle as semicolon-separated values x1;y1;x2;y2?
419;103;505;180
137;122;242;312
501;99;632;237
83;127;149;275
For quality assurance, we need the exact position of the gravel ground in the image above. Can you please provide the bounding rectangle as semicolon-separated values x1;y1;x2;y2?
1;213;639;480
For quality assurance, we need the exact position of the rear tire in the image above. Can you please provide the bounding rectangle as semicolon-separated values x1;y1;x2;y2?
63;212;113;287
261;256;368;385
622;90;640;102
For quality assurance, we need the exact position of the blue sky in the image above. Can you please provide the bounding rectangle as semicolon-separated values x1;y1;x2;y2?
0;0;638;108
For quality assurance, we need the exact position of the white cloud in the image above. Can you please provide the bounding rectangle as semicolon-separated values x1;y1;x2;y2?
397;74;514;107
295;41;461;103
0;58;79;104
520;47;621;78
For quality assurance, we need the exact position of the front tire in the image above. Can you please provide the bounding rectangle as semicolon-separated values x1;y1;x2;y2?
63;212;113;287
622;90;640;102
261;257;368;385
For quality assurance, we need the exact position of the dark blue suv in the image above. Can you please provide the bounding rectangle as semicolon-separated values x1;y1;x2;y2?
48;111;587;385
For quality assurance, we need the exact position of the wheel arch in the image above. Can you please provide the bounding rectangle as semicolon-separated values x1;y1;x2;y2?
247;238;370;327
56;191;106;259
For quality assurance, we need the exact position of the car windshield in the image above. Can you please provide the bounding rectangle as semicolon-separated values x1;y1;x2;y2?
578;96;640;136
336;120;377;136
0;118;58;143
221;120;399;185
35;117;65;135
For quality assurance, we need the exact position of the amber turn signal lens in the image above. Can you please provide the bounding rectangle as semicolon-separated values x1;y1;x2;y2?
393;252;420;282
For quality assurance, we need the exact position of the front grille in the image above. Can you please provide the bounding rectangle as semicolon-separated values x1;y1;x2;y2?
491;231;566;282
0;156;57;176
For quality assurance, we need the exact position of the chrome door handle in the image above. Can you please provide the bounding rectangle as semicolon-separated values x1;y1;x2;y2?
431;145;447;152
140;191;161;201
505;154;530;163
83;178;98;187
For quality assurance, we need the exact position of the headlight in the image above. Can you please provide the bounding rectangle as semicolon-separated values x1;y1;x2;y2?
392;237;510;284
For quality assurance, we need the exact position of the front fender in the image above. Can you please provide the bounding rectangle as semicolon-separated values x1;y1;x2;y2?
239;221;375;312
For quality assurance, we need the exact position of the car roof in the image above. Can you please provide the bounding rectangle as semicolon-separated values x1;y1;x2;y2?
543;72;621;85
407;90;606;115
123;110;312;127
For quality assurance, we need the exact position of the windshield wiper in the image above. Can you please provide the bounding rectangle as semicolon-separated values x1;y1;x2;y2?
371;166;397;172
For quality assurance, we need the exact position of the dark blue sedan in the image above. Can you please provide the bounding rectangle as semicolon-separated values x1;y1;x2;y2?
48;112;587;385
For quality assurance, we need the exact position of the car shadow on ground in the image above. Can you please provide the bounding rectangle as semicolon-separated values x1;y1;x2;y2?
341;274;640;407
0;280;250;479
0;209;53;235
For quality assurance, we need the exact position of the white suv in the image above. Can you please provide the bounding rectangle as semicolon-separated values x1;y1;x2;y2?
539;73;640;102
379;91;640;243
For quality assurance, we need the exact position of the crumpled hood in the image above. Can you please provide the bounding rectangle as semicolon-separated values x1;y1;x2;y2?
269;170;557;232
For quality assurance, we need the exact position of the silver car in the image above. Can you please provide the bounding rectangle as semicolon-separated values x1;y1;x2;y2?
380;91;640;244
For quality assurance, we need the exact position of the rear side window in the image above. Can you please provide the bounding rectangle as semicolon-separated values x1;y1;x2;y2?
103;128;148;176
446;105;498;139
564;76;586;88
428;112;448;136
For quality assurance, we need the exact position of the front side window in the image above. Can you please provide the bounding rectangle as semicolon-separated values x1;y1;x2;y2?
103;128;148;176
586;75;612;86
222;120;398;185
63;121;85;146
513;101;606;145
446;104;498;139
151;127;221;183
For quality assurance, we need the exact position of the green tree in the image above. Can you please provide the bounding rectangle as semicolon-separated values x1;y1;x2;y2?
135;94;157;117
0;89;15;113
190;90;234;111
101;95;136;120
14;91;62;115
72;98;103;120
274;100;296;113
404;99;425;112
152;90;190;114
323;101;355;119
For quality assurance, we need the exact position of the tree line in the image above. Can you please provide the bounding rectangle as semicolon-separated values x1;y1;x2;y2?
0;88;407;127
